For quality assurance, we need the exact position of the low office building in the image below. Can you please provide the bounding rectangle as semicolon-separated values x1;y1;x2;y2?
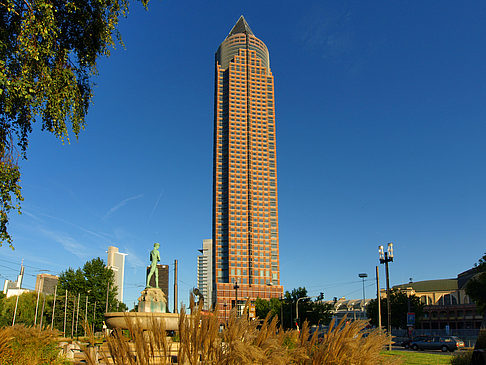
394;268;483;330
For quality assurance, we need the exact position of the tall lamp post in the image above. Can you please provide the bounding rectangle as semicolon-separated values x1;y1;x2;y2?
296;296;311;331
358;273;368;319
379;242;394;351
233;280;240;316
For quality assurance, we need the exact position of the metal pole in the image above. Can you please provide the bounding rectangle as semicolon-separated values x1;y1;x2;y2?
34;290;41;326
105;282;110;313
84;295;88;336
280;297;284;328
234;280;239;316
385;253;392;351
174;259;178;314
39;293;46;328
376;266;381;330
71;296;76;338
296;296;310;331
12;294;19;326
75;293;80;339
93;302;96;329
51;285;57;329
362;278;366;320
63;290;68;337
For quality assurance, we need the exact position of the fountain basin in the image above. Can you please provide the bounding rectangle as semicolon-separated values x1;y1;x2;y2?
105;312;181;331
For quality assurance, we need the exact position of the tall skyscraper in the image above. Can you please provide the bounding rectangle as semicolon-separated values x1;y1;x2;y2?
197;239;213;311
212;16;283;319
107;246;127;303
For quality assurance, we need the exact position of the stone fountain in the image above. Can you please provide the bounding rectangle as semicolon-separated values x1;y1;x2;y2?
105;243;180;331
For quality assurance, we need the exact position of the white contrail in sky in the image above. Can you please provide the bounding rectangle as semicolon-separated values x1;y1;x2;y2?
104;194;144;219
150;189;164;219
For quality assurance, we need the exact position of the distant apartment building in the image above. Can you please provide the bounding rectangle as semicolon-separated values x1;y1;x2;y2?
107;246;127;303
197;239;212;311
35;273;58;294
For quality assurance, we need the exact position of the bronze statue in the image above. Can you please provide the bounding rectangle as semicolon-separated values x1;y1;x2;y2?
146;243;161;288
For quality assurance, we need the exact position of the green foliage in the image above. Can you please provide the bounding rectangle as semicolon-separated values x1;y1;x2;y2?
277;287;332;329
0;292;38;327
366;289;424;329
466;252;486;312
255;297;281;320
466;252;486;351
56;257;125;333
450;349;474;365
0;290;64;329
0;0;149;246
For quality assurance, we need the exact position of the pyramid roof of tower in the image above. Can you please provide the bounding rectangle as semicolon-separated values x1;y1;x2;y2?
226;15;254;38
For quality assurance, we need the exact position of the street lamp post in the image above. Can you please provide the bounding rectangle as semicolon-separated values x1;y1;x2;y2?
233;280;240;316
358;273;368;319
280;296;284;328
379;242;394;351
296;296;310;331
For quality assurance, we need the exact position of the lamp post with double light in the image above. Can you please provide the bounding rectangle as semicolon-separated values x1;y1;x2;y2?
379;242;394;351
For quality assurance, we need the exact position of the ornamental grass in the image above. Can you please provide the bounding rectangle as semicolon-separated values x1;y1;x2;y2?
91;295;399;365
0;325;69;365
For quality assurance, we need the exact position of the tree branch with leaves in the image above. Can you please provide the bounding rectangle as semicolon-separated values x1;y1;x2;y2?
0;0;148;247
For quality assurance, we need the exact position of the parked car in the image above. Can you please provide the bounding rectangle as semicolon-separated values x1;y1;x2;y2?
400;336;431;349
410;336;465;352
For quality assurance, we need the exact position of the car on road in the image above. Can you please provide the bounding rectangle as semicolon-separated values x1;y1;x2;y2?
400;335;431;349
410;336;465;352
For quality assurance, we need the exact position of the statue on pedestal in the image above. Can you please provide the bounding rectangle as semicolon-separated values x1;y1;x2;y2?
146;242;161;288
138;242;167;313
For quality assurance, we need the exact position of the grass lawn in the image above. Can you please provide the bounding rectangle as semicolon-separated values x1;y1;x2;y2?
383;350;452;364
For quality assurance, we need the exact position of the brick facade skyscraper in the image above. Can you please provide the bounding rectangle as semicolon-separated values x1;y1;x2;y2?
212;16;283;319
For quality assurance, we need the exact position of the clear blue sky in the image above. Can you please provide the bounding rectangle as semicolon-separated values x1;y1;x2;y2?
2;0;485;308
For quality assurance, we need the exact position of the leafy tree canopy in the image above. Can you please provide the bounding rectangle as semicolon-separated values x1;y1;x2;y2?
255;287;332;329
466;253;486;351
0;291;39;327
366;289;424;329
254;297;281;320
58;257;127;331
465;252;486;312
0;0;148;247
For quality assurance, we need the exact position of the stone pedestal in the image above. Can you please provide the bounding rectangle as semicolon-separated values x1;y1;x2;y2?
138;287;167;313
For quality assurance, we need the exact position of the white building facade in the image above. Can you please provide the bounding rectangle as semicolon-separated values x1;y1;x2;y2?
197;239;212;311
107;246;127;303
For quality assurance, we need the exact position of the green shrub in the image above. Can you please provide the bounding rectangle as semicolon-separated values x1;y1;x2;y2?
451;349;474;365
